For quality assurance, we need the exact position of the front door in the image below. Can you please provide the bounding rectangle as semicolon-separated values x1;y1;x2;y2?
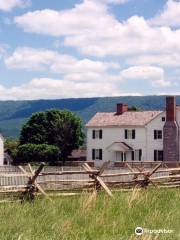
116;152;126;161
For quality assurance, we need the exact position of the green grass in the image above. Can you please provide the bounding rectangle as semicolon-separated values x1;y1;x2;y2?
0;188;179;240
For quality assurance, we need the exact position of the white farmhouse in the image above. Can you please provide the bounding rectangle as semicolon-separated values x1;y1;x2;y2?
86;96;180;166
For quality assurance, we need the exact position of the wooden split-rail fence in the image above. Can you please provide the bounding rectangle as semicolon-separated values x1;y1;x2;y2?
0;161;180;202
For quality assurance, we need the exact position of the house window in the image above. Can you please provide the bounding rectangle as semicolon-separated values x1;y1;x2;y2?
154;130;162;139
131;151;134;161
92;130;103;139
92;149;102;160
139;149;142;161
125;129;136;139
162;117;165;122
134;149;142;161
154;150;163;161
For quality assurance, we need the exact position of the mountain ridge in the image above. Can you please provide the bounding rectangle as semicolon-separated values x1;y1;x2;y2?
0;95;179;138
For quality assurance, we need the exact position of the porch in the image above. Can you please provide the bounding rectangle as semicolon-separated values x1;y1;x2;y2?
107;142;141;162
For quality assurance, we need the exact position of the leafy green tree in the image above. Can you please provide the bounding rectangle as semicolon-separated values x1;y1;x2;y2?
5;138;19;151
14;144;59;164
19;109;84;162
4;138;19;160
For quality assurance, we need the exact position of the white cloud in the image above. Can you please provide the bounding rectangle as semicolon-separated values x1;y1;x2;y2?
64;15;180;57
1;62;172;100
5;47;172;89
150;0;180;27
127;53;180;67
0;0;30;11
120;66;171;87
14;1;180;57
6;0;177;98
15;1;110;36
51;58;120;75
121;66;163;80
158;91;180;95
95;0;129;4
0;78;123;100
5;47;60;71
5;47;120;77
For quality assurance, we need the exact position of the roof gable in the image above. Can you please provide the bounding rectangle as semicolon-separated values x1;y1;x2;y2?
86;111;163;127
107;142;133;152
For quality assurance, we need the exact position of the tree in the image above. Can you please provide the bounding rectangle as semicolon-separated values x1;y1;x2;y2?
19;109;84;162
128;106;140;111
14;144;59;164
4;138;19;160
5;138;19;151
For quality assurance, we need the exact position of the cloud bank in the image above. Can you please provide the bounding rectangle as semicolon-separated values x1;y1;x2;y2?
0;0;178;99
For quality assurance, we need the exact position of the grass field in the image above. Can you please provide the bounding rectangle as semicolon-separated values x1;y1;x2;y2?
0;188;179;240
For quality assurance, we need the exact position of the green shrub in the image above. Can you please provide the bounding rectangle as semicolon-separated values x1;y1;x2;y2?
14;143;60;164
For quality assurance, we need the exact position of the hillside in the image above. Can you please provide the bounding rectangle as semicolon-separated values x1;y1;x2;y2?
0;95;179;138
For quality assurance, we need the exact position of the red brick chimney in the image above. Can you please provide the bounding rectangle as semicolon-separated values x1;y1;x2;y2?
116;103;128;115
163;96;179;161
166;96;176;121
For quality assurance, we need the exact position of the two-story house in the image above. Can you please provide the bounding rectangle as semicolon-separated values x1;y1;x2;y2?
86;96;180;166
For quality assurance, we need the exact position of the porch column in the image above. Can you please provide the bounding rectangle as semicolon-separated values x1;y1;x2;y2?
122;152;126;162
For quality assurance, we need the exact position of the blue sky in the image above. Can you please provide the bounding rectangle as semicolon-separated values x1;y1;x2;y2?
0;0;179;100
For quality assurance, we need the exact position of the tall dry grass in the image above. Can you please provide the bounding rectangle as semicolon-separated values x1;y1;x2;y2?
0;188;179;240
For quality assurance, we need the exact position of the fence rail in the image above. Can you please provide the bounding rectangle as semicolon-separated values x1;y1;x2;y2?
0;162;180;201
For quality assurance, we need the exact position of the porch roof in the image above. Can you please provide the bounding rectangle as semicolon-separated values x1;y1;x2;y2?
107;142;133;152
